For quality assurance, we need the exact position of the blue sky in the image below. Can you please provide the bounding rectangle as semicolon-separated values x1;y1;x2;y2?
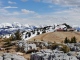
2;0;68;13
0;0;80;25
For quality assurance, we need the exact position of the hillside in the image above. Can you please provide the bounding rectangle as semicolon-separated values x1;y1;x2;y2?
28;32;80;43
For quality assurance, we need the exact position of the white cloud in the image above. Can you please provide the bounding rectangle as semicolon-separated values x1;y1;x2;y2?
5;12;20;16
51;0;80;7
26;7;80;25
21;0;28;2
8;1;17;4
0;8;36;16
21;9;35;14
35;0;80;7
34;0;40;2
0;9;8;13
0;8;19;16
48;5;53;8
0;0;80;25
4;6;18;9
0;6;80;25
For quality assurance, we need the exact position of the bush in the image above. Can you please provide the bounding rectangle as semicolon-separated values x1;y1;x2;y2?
49;44;58;50
61;45;70;53
26;49;38;54
3;30;22;48
3;39;12;47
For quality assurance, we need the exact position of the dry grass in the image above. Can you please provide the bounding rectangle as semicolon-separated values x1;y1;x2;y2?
0;31;80;59
28;32;80;43
0;39;30;60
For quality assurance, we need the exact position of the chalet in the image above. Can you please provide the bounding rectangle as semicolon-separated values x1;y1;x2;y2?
55;24;67;31
67;28;75;31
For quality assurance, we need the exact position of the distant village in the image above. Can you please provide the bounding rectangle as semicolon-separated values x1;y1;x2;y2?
0;22;80;60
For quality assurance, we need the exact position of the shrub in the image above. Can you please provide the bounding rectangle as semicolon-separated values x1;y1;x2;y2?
61;45;70;53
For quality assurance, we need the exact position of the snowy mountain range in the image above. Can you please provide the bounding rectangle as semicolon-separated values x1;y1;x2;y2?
0;22;53;35
0;22;80;40
0;22;27;28
0;22;49;29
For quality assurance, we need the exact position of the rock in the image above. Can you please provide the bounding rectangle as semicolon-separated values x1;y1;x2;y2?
1;53;26;60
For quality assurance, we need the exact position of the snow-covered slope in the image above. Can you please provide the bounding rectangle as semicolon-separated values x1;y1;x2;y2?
23;24;30;28
12;22;22;28
0;23;12;28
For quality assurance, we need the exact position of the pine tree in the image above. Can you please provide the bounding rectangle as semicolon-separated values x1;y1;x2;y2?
64;37;70;43
42;30;46;33
28;32;31;37
70;36;77;43
31;30;35;34
37;32;40;35
14;29;22;40
9;34;15;41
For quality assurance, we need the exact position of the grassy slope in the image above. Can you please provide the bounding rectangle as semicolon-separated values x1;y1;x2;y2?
28;32;80;43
